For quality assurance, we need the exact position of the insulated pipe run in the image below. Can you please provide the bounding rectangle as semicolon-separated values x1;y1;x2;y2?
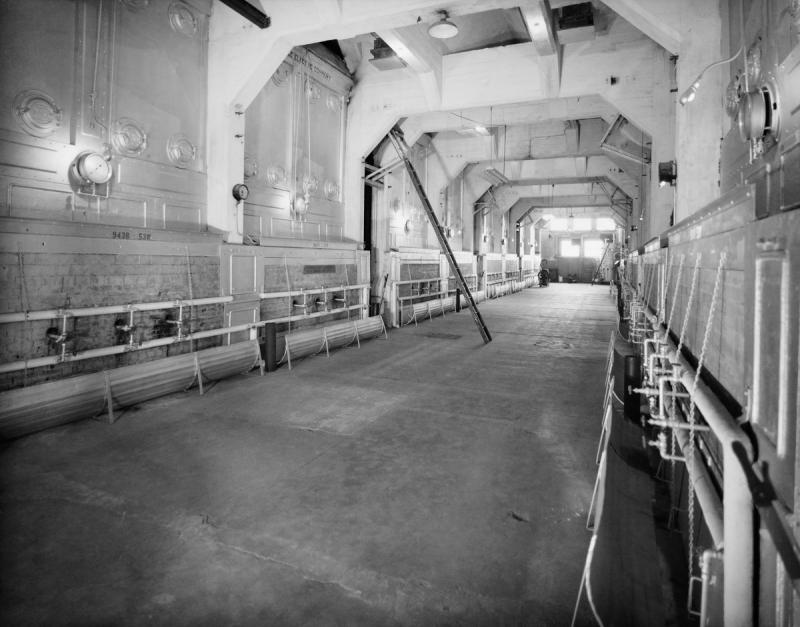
643;310;753;626
673;423;724;548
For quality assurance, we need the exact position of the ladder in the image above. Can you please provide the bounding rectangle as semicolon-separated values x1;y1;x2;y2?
387;126;492;344
591;241;613;285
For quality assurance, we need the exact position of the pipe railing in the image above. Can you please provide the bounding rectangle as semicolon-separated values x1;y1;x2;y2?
0;283;371;375
393;275;480;326
0;303;367;375
257;282;369;300
0;296;234;324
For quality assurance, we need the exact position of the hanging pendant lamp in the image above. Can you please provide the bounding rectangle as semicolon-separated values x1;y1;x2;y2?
428;11;458;39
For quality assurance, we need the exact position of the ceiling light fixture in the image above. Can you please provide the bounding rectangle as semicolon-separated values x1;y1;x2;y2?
679;45;743;105
428;11;458;39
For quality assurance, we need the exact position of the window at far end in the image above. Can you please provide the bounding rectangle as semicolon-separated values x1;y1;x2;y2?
595;217;616;231
584;238;607;259
573;217;592;231
559;238;581;257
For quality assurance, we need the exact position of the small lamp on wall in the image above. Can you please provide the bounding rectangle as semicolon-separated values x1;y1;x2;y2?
658;161;677;187
679;46;743;105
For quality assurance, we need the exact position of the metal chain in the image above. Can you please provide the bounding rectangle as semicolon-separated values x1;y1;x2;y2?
666;254;685;333
686;251;727;600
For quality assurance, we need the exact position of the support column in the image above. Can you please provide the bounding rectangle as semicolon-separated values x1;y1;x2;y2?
674;3;725;222
206;6;291;242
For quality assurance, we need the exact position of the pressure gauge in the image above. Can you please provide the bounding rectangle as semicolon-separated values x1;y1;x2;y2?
232;183;249;201
75;151;112;184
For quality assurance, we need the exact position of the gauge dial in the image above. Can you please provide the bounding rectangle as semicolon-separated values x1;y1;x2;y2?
76;152;112;184
232;183;249;201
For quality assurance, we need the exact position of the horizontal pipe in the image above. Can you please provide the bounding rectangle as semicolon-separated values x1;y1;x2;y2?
258;283;369;299
394;275;476;286
0;305;366;374
486;279;519;285
398;291;447;302
266;304;364;325
0;296;234;324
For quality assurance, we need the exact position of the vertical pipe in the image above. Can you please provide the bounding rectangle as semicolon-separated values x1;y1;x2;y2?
624;354;641;422
264;323;277;372
455;288;462;312
724;447;753;626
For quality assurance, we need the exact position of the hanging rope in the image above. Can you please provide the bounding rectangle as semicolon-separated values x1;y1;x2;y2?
660;254;675;322
643;262;656;309
89;1;107;135
666;254;686;334
17;245;31;387
305;70;312;215
684;251;727;598
676;254;702;358
185;246;195;346
284;255;292;334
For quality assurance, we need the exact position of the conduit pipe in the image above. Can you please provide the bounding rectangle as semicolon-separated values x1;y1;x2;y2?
643;309;753;627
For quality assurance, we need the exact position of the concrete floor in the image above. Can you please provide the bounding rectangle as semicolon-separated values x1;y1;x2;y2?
0;284;616;626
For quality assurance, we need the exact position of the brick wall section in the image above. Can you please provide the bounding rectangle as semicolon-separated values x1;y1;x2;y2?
0;252;221;391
